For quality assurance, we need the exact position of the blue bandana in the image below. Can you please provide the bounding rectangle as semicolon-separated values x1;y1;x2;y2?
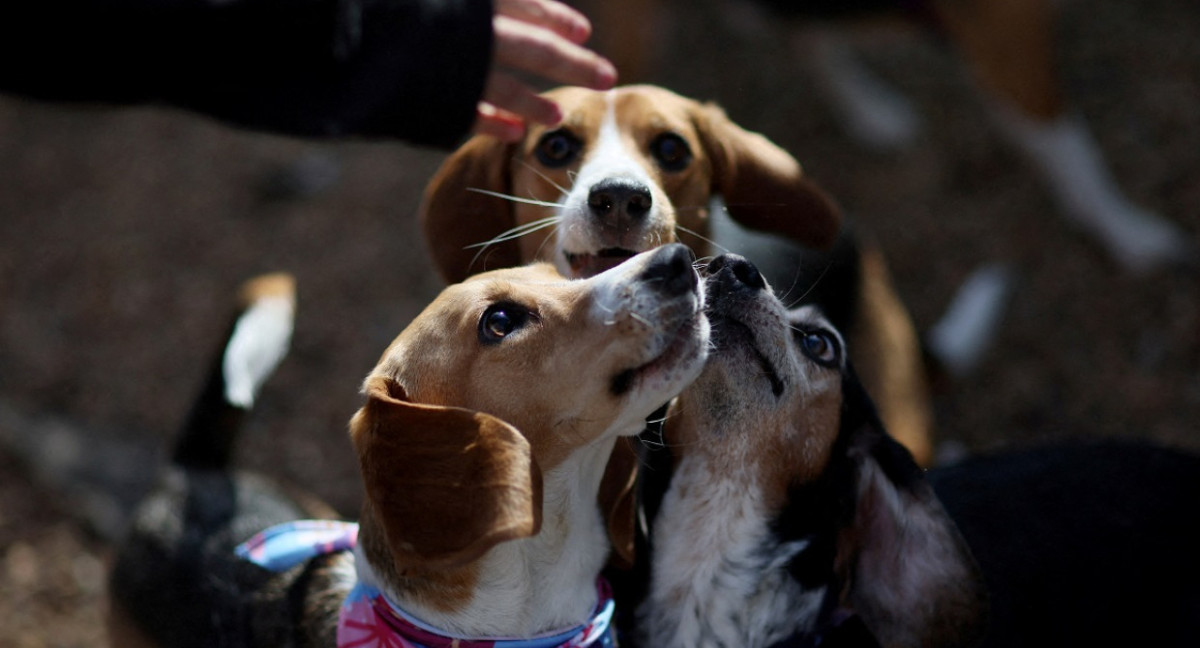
235;520;616;648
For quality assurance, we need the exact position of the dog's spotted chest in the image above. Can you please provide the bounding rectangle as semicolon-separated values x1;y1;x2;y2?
640;456;826;648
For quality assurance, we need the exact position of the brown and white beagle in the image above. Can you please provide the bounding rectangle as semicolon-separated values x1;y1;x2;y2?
108;245;710;647
635;254;986;648
419;84;937;466
420;84;840;282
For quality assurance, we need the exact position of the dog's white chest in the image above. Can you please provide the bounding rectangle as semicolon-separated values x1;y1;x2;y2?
641;459;825;648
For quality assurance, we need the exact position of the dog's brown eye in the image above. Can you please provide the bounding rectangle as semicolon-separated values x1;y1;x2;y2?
479;304;530;344
535;129;582;167
649;133;692;172
799;330;841;368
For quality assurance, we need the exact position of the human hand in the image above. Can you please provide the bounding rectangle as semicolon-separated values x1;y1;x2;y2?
474;0;617;141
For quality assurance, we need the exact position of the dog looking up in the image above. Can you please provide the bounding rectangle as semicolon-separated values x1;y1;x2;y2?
633;253;1200;647
419;83;943;466
636;254;985;648
108;245;710;647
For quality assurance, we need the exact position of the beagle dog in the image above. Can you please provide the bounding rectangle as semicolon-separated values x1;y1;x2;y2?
108;244;710;647
420;84;840;282
420;84;938;467
632;253;1200;647
636;254;986;648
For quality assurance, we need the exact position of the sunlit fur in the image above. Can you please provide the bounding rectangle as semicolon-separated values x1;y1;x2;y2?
357;248;709;638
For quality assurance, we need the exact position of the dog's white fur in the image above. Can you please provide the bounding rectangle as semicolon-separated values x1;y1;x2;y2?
356;246;710;638
646;457;827;648
554;93;676;277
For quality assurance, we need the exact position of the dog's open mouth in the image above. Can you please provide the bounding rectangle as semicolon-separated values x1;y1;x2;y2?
566;248;639;278
707;312;785;398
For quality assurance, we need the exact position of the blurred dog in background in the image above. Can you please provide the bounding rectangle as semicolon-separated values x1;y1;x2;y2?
579;0;1195;275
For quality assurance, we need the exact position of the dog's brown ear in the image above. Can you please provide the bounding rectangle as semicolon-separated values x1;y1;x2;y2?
419;135;522;283
693;103;842;250
836;379;987;647
351;375;543;569
598;437;639;568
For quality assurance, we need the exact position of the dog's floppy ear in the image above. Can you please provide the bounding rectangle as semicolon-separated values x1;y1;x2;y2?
419;135;522;283
351;375;543;569
836;375;987;648
693;103;842;250
598;436;639;568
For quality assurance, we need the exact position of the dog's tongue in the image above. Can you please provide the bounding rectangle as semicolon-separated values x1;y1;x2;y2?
569;249;637;277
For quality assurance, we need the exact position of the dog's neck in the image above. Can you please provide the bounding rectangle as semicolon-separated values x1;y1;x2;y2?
360;435;619;639
639;440;827;648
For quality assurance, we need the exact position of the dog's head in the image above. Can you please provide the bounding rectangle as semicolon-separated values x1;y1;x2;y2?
350;244;709;583
663;254;986;647
420;85;841;282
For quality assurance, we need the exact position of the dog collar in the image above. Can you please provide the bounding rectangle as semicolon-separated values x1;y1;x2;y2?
235;521;616;648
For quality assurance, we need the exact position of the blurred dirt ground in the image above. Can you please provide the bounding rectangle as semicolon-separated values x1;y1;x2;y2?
1;0;1198;645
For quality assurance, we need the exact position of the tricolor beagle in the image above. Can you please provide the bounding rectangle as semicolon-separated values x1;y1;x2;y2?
419;84;938;466
633;253;1200;647
636;254;985;648
108;245;710;647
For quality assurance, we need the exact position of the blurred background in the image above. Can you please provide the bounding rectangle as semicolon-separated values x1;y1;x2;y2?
1;0;1197;644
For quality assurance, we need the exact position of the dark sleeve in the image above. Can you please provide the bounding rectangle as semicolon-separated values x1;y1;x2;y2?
0;0;494;149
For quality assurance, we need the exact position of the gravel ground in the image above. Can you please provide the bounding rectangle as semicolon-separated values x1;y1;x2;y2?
1;0;1197;645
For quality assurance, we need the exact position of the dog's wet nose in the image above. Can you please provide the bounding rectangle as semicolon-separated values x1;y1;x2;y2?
640;243;697;294
706;254;766;291
588;178;653;228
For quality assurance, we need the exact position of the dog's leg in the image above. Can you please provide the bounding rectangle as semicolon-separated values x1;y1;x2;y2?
925;263;1013;379
933;0;1194;274
988;105;1194;273
793;27;922;151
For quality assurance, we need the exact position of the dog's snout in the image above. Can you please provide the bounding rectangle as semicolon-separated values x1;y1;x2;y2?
640;243;698;294
588;179;653;227
706;254;766;292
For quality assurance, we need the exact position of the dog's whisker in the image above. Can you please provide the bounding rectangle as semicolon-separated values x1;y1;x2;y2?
465;219;560;272
513;158;573;197
675;224;732;255
783;258;835;309
466;187;561;209
464;216;562;249
692;255;718;271
776;267;807;304
532;228;558;262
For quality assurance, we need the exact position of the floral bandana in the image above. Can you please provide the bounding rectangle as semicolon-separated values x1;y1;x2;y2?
235;521;616;648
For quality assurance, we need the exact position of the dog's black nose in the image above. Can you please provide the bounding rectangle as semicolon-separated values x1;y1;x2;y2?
640;243;697;295
706;254;766;291
588;178;653;227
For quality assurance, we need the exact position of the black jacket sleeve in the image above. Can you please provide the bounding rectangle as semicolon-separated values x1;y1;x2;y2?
0;0;494;149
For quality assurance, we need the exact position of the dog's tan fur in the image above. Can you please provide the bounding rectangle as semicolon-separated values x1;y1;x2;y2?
348;248;709;637
420;84;935;466
421;85;840;283
107;249;708;646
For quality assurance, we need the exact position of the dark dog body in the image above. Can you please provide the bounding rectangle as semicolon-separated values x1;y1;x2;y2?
621;254;1200;647
107;274;348;648
620;425;1200;648
110;468;348;647
930;441;1200;647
